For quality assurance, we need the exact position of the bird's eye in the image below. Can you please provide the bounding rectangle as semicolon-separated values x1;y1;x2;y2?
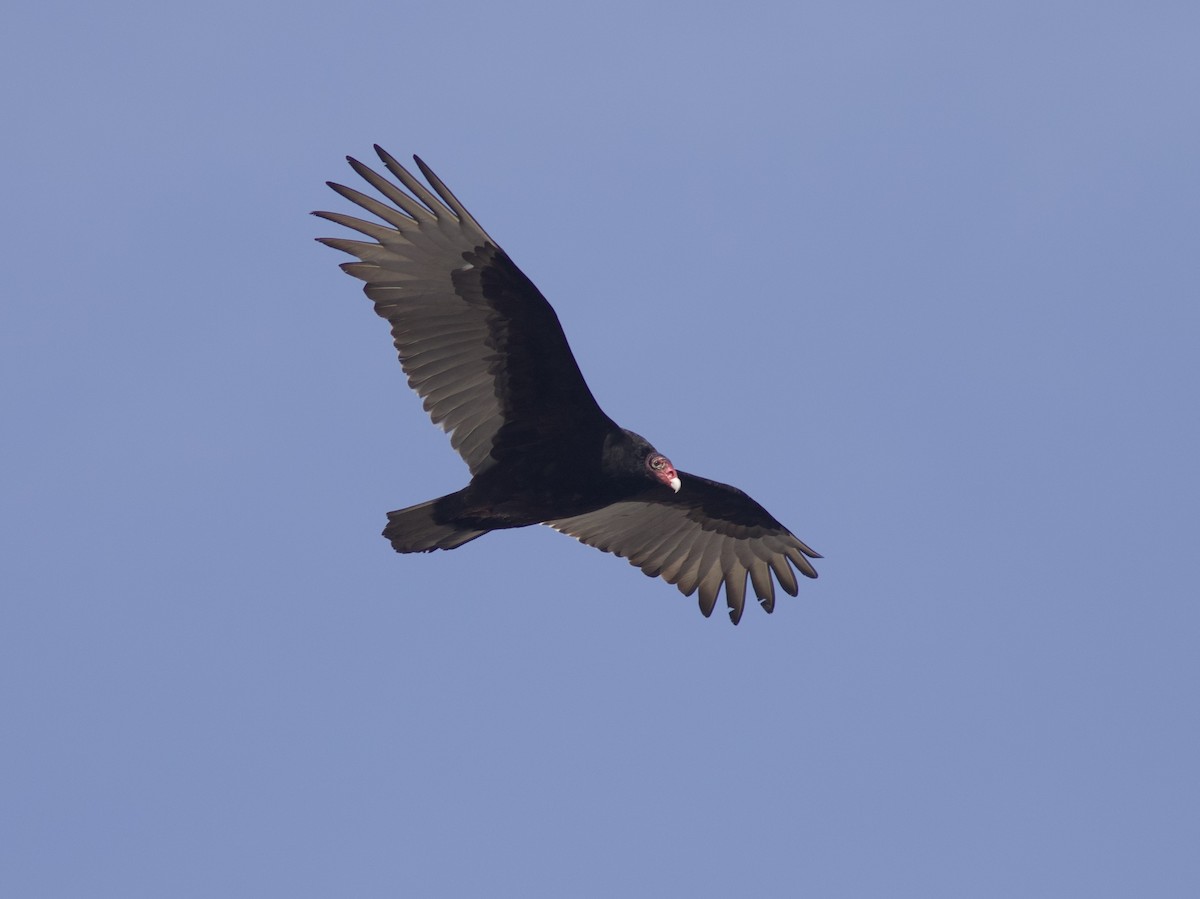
650;457;665;470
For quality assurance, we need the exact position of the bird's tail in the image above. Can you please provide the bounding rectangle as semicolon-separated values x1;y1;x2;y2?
382;491;490;553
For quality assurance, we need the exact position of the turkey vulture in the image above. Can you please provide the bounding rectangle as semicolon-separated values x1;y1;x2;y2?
315;147;820;623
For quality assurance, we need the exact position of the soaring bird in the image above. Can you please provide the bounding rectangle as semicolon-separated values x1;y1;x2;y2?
315;148;819;623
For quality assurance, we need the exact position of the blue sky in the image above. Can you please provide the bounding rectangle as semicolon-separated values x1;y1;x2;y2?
3;1;1198;895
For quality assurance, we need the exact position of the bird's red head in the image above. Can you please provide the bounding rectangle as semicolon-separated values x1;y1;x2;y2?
647;453;681;493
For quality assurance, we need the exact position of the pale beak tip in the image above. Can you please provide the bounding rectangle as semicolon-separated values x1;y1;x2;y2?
669;476;681;493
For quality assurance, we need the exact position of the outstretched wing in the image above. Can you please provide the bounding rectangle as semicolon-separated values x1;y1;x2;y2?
315;147;614;475
547;473;820;624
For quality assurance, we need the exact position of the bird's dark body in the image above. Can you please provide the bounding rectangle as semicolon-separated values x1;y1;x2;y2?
316;148;820;622
386;427;663;547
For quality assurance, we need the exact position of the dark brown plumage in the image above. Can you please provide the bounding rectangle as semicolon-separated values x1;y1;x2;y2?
315;147;819;623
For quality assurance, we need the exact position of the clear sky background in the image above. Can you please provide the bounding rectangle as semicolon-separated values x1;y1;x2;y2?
3;2;1197;896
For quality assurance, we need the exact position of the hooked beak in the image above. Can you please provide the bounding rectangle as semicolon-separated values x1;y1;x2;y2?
668;474;681;493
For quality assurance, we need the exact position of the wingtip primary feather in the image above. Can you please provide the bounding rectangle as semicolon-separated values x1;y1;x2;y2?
373;144;403;170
